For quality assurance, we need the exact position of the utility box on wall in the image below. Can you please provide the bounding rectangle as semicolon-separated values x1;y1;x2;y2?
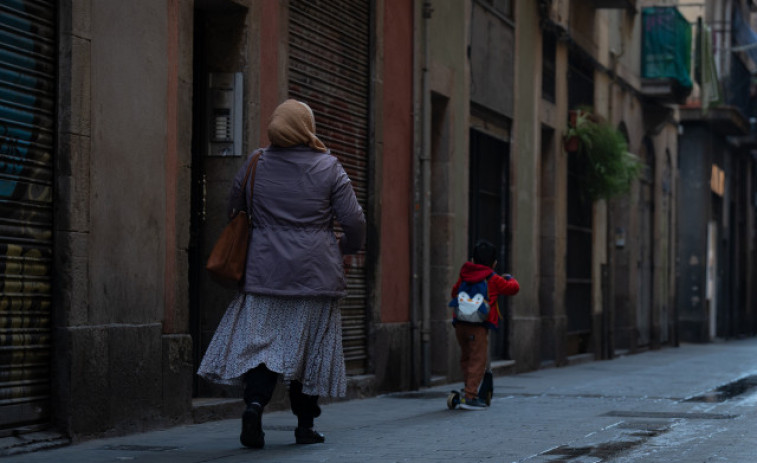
207;72;243;157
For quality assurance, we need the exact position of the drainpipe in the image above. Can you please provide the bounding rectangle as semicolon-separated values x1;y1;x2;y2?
420;0;433;387
411;1;422;391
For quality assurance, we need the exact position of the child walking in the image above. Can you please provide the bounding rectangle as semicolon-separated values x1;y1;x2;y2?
449;240;519;410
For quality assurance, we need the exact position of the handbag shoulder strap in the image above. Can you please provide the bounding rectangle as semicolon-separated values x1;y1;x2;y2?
239;154;256;196
245;149;263;214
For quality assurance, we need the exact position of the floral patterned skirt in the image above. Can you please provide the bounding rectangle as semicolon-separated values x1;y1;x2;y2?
197;293;347;398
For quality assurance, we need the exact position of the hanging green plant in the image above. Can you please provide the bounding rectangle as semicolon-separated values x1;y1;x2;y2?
563;109;594;153
564;110;642;201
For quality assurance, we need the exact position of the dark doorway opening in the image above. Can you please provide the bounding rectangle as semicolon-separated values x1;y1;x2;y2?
637;137;655;347
189;3;248;398
565;150;593;355
565;50;595;356
469;128;511;359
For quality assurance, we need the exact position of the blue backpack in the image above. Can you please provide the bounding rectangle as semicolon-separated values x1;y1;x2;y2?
449;273;494;323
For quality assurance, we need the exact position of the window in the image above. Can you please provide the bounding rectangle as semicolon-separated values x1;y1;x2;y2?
542;30;556;103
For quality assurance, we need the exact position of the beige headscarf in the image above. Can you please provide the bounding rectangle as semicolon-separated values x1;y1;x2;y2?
267;99;327;152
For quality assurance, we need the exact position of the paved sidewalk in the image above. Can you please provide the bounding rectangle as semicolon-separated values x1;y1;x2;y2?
4;338;757;462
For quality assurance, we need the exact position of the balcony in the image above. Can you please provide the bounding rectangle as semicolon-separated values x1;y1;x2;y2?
641;78;692;105
589;0;637;12
640;7;693;105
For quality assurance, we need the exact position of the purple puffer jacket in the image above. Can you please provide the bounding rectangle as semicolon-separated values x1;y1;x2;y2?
227;145;366;297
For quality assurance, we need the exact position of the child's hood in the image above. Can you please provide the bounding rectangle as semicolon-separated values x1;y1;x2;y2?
459;261;495;282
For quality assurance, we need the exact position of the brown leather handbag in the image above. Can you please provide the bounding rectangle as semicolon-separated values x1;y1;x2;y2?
206;151;262;285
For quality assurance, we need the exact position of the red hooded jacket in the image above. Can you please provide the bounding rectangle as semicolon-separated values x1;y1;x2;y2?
450;261;520;329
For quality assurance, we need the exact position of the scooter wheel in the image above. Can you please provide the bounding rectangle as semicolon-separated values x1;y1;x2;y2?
446;391;460;409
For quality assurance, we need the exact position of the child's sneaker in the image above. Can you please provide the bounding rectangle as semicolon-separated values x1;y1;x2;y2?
460;396;487;410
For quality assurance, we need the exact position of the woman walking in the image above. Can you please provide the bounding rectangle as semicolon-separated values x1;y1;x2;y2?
197;99;366;449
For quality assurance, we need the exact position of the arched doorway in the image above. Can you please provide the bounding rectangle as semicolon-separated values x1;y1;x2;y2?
636;137;655;347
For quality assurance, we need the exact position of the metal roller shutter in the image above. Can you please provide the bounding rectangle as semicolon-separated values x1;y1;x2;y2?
0;0;55;434
288;0;370;374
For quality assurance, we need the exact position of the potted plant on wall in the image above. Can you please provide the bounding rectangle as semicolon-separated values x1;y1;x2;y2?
563;109;593;153
564;109;642;200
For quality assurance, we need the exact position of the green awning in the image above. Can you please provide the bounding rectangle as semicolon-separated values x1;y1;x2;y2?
642;7;693;89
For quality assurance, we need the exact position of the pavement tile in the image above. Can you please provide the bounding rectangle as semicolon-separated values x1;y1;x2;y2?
4;339;757;462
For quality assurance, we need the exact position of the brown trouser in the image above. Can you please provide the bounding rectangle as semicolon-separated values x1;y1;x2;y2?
454;323;488;400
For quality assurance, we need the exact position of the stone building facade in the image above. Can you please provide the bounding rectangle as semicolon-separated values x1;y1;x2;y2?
1;0;755;445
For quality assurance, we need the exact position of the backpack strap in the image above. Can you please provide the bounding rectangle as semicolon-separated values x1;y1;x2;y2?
485;271;504;319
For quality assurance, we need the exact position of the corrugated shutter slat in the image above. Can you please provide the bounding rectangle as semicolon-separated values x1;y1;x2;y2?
289;0;370;374
0;0;55;434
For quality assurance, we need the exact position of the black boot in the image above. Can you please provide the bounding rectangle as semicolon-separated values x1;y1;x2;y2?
295;426;325;444
240;402;264;449
240;365;278;449
289;381;324;444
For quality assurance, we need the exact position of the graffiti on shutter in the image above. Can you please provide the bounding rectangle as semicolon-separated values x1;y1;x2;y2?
0;0;56;434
